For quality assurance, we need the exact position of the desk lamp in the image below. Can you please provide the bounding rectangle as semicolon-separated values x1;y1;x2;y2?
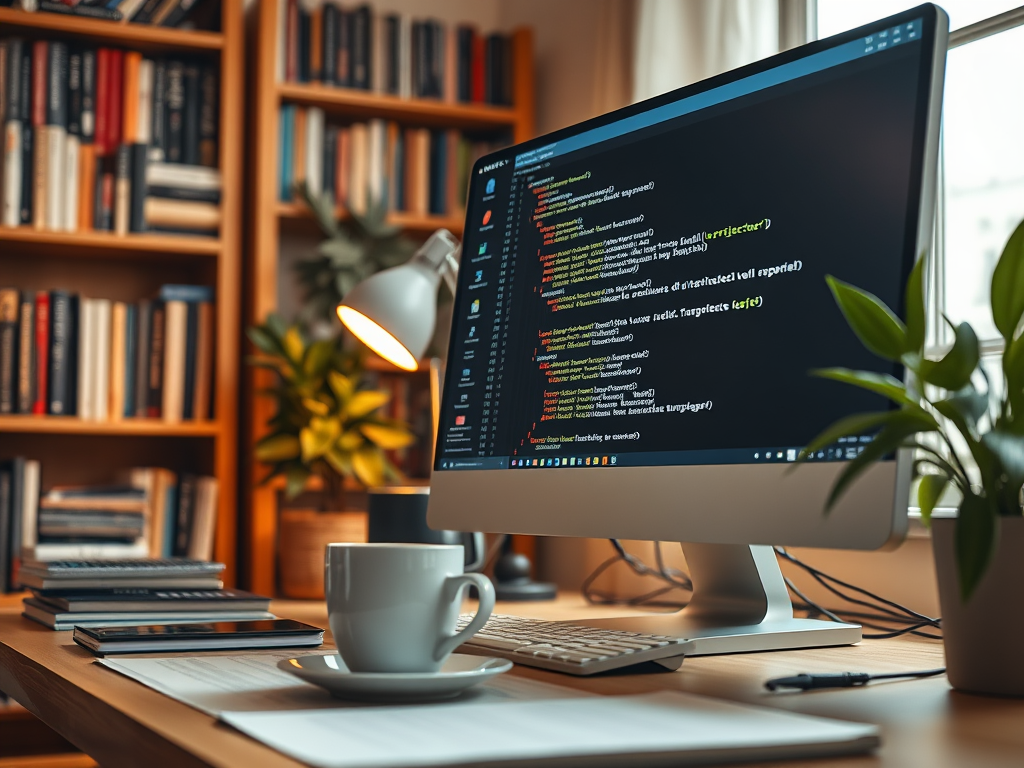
337;229;557;601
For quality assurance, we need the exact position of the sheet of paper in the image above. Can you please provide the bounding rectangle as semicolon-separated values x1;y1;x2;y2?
98;652;588;717
221;691;880;768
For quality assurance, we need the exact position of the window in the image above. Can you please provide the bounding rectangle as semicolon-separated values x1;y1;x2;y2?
817;2;1024;355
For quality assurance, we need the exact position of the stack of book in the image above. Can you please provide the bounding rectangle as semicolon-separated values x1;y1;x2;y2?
18;559;273;630
278;110;504;216
0;38;221;236
0;460;220;593
0;283;214;423
277;1;515;105
5;0;217;27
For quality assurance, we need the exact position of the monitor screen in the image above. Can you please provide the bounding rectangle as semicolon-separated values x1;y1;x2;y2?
436;10;937;478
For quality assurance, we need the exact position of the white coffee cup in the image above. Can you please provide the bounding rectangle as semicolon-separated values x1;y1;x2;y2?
325;543;495;674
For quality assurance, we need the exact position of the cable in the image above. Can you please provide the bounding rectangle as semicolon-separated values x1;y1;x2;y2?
765;668;946;692
581;540;692;610
775;547;942;640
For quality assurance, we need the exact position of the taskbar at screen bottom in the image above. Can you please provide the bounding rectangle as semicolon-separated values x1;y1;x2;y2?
437;439;875;471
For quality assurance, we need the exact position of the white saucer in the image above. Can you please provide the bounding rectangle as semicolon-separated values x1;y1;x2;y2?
278;653;513;702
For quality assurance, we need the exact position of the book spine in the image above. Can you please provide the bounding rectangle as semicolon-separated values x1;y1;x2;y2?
161;299;186;423
129;142;147;232
31;42;47;231
134;300;151;418
352;5;369;90
297;6;310;83
0;470;10;594
138;59;154;145
181;62;200;165
123;303;137;418
80;48;96;145
198;65;217;168
173;474;194;557
386;15;399;95
67;47;82;138
77;298;95;420
106;50;123;151
164;60;184;163
32;291;49;415
278;104;292;202
47;290;71;415
146;185;220;204
146;302;164;418
122;51;141;145
131;0;165;27
309;5;322;83
16;295;34;414
181;300;197;420
78;141;95;232
108;301;126;421
92;299;111;421
113;143;131;235
337;8;350;87
63;134;79;232
160;0;199;29
0;289;18;414
192;300;212;420
66;293;79;416
94;48;109;156
322;3;337;86
322;124;336;206
2;39;23;227
149;59;166;162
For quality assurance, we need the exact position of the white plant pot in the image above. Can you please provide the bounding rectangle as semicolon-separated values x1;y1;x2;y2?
932;516;1024;697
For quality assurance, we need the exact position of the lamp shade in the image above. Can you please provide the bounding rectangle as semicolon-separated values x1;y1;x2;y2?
337;260;441;371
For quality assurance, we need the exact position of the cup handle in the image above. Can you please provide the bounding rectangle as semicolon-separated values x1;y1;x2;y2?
434;572;495;662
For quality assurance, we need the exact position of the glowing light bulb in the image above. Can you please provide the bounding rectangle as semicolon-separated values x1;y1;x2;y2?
337;306;418;371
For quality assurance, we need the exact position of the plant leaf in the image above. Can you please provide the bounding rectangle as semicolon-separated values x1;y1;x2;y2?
328;371;354;403
284;465;311;500
980;429;1024;493
338;429;365;451
904;255;926;352
319;238;364;267
346;390;390;419
283;327;305;364
811;368;916;406
247;327;281;356
1003;334;1024;429
302;397;330;416
990;217;1024;342
352;448;385;487
303;339;335;378
955;492;998;601
920;321;979;391
800;410;925;461
300;416;341;462
826;275;909;361
824;409;939;511
360;423;416;449
917;474;949;528
255;434;301;462
324;448;353;477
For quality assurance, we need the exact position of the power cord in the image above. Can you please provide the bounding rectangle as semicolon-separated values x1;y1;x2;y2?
582;539;692;610
765;668;946;692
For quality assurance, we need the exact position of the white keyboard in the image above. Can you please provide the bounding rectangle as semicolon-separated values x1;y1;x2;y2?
457;613;689;675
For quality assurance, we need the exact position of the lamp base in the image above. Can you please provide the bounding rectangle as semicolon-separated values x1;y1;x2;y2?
492;550;557;602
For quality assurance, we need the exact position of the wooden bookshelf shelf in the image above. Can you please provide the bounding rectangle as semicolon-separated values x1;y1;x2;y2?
0;7;224;53
0;227;221;259
275;202;464;236
276;83;519;130
0;416;221;437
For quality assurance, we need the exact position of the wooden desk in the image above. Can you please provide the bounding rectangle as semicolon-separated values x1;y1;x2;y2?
1;596;1022;768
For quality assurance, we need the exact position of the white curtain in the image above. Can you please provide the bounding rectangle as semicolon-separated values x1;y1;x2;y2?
632;0;782;102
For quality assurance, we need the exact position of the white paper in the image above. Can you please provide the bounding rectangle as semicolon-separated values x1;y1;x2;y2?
221;691;880;768
98;652;587;717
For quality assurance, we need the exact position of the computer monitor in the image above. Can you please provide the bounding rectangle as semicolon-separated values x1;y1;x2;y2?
428;4;949;653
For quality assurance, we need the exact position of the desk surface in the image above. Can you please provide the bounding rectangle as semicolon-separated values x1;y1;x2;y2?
1;595;1022;768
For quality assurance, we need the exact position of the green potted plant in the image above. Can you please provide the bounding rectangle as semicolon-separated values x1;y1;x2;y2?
248;315;415;598
291;183;418;330
803;219;1024;696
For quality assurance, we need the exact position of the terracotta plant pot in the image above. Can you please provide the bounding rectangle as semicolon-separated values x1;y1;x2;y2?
278;509;367;599
932;516;1024;697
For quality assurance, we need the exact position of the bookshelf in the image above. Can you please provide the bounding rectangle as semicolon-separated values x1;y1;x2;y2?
0;0;244;593
242;0;535;595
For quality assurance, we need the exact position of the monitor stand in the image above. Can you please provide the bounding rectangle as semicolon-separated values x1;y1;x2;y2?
580;543;861;655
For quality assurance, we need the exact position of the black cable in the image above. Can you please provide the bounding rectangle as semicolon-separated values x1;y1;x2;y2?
766;668;946;692
581;540;691;610
776;547;942;640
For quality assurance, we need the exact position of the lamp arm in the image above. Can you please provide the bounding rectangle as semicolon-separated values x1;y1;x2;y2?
441;249;460;295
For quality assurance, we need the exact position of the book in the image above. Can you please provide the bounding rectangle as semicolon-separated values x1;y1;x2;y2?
73;619;323;654
181;61;200;165
2;38;24;227
77;298;96;420
149;59;166;161
0;288;17;414
198;65;217;167
164;59;184;163
33;588;271;614
24;598;275;631
181;300;198;419
143;198;220;231
31;40;47;230
19;572;222;591
19;460;40;562
92;298;111;421
146;161;220;190
134;299;151;418
2;456;25;591
113;143;131;235
32;290;48;415
187;475;217;561
129;142;148;232
46;290;73;415
161;299;187;423
109;301;127;420
16;293;34;413
123;303;138;418
0;467;10;593
146;301;164;418
37;510;145;541
20;557;224;579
